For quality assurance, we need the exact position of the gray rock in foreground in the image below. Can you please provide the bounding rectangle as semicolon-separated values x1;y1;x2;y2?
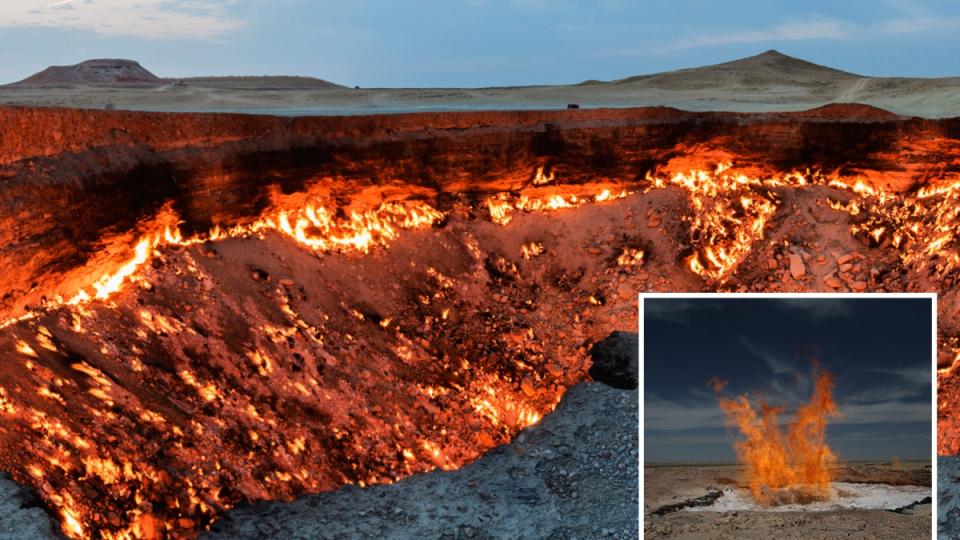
940;456;960;538
205;382;639;540
0;472;60;540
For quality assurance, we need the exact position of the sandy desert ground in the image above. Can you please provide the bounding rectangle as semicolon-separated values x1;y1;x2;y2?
645;463;931;540
1;50;958;117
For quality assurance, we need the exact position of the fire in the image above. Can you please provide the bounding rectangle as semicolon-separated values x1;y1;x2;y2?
827;173;960;277
0;197;446;331
532;165;555;186
521;241;544;259
940;346;960;376
712;366;838;505
616;247;644;267
11;158;941;336
62;508;85;538
484;185;630;225
0;176;585;538
643;163;808;281
469;377;548;430
89;237;152;300
50;493;86;539
269;201;444;253
639;162;960;283
0;387;15;414
15;339;38;357
13;158;953;538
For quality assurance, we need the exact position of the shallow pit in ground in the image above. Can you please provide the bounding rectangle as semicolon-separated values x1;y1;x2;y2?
646;464;932;539
692;483;930;513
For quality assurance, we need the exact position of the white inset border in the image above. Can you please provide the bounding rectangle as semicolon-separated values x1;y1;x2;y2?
637;292;937;538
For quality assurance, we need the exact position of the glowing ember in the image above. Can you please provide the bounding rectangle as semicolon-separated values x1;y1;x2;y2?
712;366;838;505
616;248;644;267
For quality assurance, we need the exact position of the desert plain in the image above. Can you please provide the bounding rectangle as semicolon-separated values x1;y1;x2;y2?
1;50;958;117
645;462;931;540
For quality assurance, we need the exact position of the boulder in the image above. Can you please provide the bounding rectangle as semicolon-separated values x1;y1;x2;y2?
588;331;638;389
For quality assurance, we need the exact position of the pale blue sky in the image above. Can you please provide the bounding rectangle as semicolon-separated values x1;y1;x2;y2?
1;0;959;86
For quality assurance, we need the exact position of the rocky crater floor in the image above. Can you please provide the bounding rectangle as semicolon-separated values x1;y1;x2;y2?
2;103;958;538
938;456;960;538
0;472;61;539
206;379;638;540
0;334;639;539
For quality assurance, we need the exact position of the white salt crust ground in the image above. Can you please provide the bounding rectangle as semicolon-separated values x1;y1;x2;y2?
689;483;930;513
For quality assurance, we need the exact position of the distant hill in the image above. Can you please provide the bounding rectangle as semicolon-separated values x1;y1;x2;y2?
602;50;860;90
8;59;162;87
6;60;343;90
1;50;957;118
168;76;343;90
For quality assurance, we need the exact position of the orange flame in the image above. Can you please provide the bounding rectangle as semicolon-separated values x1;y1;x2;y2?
0;198;445;332
484;185;630;225
713;366;838;505
644;163;800;281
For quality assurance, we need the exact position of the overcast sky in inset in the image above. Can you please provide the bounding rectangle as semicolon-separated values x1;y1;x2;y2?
644;297;932;463
0;1;959;86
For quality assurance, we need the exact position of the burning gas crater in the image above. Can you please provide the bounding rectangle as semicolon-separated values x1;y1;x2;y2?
0;162;953;538
0;174;642;539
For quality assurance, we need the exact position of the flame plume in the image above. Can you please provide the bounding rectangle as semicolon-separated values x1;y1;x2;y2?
713;367;838;505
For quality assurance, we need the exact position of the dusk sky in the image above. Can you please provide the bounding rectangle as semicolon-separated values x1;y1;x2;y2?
644;297;932;463
1;1;960;86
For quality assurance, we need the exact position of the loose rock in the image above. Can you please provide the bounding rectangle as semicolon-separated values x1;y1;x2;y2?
788;254;805;279
823;276;843;289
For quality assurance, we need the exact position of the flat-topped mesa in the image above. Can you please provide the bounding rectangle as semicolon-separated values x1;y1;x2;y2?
1;105;960;321
7;59;163;87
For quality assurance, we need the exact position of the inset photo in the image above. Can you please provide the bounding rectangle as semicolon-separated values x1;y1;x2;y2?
641;294;934;540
